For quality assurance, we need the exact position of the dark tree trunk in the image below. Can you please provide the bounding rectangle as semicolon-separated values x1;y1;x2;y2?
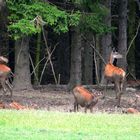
57;33;70;84
0;0;8;56
118;0;127;71
127;0;136;78
82;32;93;85
68;27;82;90
13;37;32;91
0;0;5;11
100;0;112;84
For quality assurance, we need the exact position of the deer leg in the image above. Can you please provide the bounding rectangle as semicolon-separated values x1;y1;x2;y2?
103;79;109;98
116;92;123;107
114;81;120;99
6;79;13;89
1;81;7;97
84;107;87;113
5;80;13;97
90;107;93;113
74;101;78;112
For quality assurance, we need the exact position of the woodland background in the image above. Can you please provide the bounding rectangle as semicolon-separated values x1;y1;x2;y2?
0;0;140;91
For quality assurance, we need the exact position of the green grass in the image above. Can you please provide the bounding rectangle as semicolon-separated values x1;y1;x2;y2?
0;110;140;140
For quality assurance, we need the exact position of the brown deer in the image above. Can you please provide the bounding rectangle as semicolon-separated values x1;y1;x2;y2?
0;56;12;97
104;50;126;106
73;86;102;113
125;108;139;114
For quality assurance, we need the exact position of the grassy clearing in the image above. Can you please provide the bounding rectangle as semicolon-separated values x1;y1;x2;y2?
0;110;140;140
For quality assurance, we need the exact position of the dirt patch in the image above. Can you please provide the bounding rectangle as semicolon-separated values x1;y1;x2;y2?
0;85;140;114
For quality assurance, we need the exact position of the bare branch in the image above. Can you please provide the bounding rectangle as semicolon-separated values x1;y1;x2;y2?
125;22;140;57
82;35;106;65
29;54;39;84
135;0;140;10
39;28;58;84
30;56;46;76
39;45;57;84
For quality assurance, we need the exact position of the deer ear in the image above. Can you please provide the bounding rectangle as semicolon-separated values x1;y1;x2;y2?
0;56;8;63
112;47;116;52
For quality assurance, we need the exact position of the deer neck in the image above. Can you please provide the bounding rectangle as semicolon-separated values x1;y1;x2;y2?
109;53;114;64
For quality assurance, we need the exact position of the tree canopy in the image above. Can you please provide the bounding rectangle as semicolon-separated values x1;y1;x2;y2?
6;0;114;40
6;0;80;39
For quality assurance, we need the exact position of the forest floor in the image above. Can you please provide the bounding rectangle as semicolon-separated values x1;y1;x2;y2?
1;82;140;114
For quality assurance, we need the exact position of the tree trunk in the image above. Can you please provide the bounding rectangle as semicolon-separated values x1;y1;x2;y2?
127;0;136;78
0;0;8;56
0;0;5;11
118;0;127;71
100;0;112;84
68;27;82;90
13;37;32;91
57;33;70;84
82;32;93;85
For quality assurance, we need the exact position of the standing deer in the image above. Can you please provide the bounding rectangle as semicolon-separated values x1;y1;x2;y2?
73;86;102;113
104;50;126;106
0;56;12;97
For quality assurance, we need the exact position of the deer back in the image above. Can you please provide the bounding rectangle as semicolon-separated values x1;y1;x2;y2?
0;64;11;78
104;63;125;78
73;86;93;100
73;86;96;107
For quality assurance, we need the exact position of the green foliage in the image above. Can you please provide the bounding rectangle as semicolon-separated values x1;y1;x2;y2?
80;13;115;34
9;19;40;40
6;0;80;39
71;0;115;34
6;0;115;39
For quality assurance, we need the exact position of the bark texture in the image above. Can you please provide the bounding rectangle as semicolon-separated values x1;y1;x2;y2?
13;37;32;91
82;32;93;84
100;0;112;84
68;27;82;90
118;0;127;71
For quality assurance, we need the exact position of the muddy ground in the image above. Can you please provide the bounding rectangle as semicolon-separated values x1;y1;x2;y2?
1;84;140;113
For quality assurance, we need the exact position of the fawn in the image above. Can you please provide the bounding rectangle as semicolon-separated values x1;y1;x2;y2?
73;86;102;113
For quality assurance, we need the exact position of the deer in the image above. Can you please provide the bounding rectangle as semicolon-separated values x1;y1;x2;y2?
104;49;126;106
73;86;102;113
0;56;12;98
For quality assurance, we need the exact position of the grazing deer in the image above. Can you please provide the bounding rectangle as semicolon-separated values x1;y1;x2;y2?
0;56;12;97
73;86;102;113
104;50;126;106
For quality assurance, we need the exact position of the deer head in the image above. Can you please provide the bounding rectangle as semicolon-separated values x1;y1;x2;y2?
0;56;8;64
109;49;123;64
